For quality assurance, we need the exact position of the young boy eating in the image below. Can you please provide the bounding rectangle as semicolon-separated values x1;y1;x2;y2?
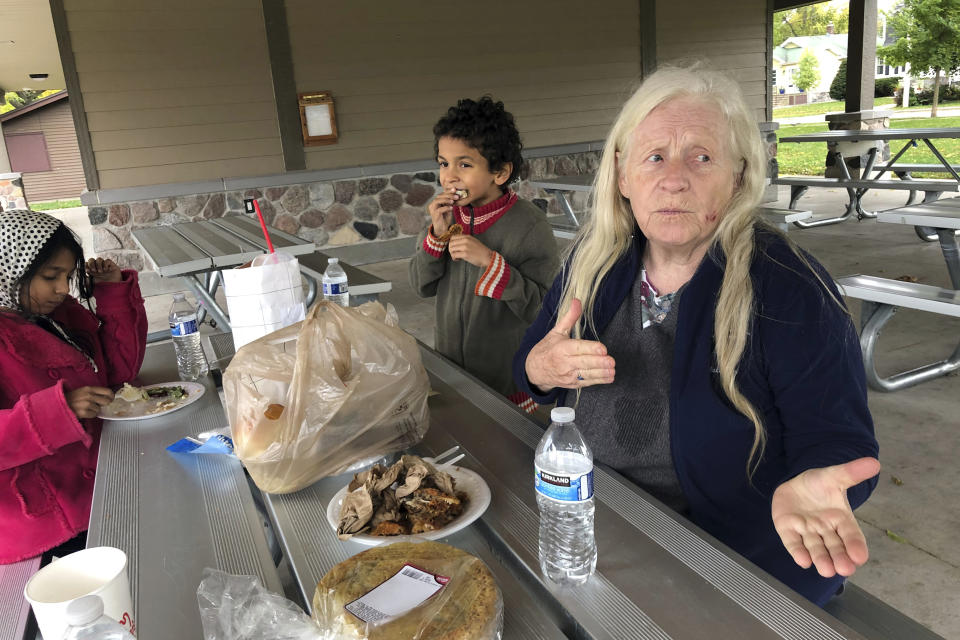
409;97;560;413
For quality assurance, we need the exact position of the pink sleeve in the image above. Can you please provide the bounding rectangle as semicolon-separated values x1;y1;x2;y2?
93;270;148;386
0;382;90;471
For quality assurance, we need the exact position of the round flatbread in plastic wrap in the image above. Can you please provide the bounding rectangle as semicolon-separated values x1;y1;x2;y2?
313;541;503;640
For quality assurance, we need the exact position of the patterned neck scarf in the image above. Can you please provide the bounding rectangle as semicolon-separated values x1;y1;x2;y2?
0;209;63;311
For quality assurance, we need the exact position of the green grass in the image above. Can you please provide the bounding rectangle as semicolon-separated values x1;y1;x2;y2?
776;116;960;176
774;96;960;119
29;199;82;211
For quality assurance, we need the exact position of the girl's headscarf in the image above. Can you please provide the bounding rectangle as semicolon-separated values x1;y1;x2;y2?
0;209;63;310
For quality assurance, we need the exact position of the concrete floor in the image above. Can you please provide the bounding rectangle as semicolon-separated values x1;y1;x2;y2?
48;190;959;638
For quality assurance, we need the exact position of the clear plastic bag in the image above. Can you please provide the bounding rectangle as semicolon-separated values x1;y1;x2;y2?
224;301;430;493
312;540;504;640
196;568;321;640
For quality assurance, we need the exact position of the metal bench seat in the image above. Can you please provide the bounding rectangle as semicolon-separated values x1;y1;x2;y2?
757;206;813;232
773;176;960;192
837;274;960;390
825;582;945;640
0;556;40;640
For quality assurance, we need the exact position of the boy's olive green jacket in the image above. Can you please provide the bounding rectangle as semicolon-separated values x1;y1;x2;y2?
409;196;560;398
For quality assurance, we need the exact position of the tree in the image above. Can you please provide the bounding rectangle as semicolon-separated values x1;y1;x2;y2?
830;59;848;100
774;4;850;45
878;0;960;116
794;50;821;92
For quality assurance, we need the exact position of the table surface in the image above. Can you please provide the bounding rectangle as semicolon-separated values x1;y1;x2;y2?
262;345;871;640
88;343;282;637
780;127;960;143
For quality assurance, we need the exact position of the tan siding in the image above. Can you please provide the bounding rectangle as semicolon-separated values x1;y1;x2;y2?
657;0;769;120
287;0;641;171
63;0;279;189
3;100;87;201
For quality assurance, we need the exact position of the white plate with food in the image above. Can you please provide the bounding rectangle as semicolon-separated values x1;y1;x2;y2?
99;382;205;420
326;463;492;547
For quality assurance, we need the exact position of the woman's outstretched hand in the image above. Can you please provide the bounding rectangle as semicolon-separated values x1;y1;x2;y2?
524;298;616;392
772;457;881;577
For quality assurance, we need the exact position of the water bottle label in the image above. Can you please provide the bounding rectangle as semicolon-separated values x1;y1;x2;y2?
535;466;594;502
170;318;198;337
323;282;348;295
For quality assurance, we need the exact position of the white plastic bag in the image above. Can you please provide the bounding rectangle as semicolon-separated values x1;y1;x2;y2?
223;301;430;494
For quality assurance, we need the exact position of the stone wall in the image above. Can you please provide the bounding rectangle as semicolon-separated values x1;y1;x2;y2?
90;151;601;271
0;173;27;212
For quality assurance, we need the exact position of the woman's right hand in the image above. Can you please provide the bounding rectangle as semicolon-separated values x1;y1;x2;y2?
525;298;616;392
66;386;115;419
427;187;462;237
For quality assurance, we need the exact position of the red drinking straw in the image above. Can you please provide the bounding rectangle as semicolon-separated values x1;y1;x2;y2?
252;199;276;253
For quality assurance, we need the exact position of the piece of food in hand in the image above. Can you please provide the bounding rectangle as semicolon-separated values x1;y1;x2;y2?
116;382;147;403
454;189;468;199
313;541;501;640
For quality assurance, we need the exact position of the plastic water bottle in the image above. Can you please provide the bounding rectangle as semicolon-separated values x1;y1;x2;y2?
535;407;597;585
322;257;349;306
61;595;136;640
169;293;209;381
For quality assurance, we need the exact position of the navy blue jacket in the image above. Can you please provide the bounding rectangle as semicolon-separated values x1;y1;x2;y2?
513;228;879;605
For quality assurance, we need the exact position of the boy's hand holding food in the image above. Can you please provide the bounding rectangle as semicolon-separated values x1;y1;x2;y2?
449;235;494;269
86;257;123;284
66;386;115;419
427;186;466;237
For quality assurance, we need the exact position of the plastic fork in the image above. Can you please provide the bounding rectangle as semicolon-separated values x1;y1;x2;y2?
424;446;465;468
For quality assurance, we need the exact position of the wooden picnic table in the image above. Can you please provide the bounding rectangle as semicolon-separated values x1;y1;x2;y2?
776;127;960;231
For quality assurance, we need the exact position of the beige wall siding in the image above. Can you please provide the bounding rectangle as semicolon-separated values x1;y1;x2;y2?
656;0;769;121
3;100;87;202
64;0;283;189
286;0;641;171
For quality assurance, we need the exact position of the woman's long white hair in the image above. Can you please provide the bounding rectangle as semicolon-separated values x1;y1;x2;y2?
559;64;771;476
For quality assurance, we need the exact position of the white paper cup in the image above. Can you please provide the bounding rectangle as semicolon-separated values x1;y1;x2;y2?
24;546;135;639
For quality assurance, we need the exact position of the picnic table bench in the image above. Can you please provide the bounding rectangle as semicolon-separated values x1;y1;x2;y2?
837;198;960;390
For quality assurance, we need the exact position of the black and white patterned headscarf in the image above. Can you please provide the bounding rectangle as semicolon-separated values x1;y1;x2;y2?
0;209;64;310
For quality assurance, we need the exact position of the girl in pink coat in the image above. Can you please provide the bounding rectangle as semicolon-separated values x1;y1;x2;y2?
0;210;147;563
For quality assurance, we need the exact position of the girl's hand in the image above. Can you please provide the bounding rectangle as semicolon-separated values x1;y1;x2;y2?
86;257;122;284
448;235;494;269
427;187;463;237
66;386;115;419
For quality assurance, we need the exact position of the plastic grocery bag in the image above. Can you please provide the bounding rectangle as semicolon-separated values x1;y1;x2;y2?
222;252;306;351
223;300;430;494
197;568;322;640
312;541;504;640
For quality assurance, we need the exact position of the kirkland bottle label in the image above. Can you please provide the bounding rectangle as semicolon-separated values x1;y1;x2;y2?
323;282;348;295
170;319;198;337
535;466;594;502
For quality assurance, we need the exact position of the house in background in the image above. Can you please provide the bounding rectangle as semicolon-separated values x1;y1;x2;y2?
772;34;848;98
1;90;85;202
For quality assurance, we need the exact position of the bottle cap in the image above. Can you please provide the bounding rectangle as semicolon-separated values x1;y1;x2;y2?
550;407;575;423
64;594;104;626
328;257;339;265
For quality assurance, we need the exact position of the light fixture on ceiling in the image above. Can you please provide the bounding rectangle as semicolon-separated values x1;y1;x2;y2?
29;73;49;81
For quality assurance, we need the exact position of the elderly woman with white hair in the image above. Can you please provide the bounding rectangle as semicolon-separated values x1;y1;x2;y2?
513;65;880;605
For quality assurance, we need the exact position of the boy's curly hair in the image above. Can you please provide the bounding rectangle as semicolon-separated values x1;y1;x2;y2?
432;96;523;186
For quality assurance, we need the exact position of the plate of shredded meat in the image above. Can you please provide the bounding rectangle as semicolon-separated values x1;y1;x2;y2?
327;455;491;546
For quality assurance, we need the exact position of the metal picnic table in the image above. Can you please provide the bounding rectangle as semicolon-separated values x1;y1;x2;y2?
131;215;391;338
776;127;960;231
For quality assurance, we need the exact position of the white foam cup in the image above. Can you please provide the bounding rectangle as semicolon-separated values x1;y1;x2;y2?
23;546;135;639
